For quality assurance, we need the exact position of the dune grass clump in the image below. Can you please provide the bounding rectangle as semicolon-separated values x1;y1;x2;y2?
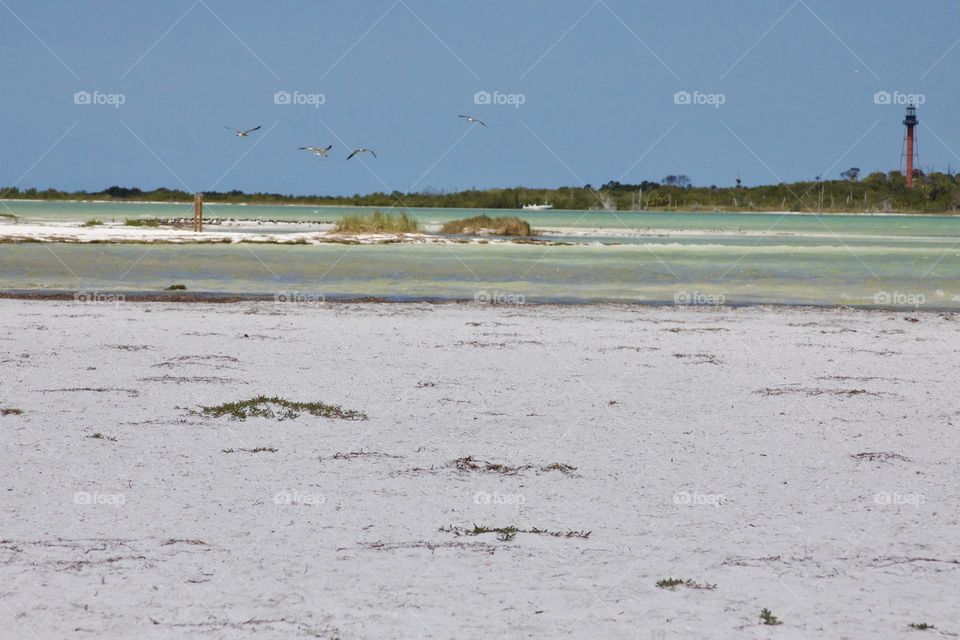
81;219;104;227
334;211;420;234
440;214;532;236
124;218;162;227
200;395;367;421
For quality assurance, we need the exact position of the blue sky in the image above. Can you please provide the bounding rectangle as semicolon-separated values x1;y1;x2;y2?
1;0;958;195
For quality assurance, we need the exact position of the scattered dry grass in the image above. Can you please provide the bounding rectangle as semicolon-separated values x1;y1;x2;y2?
851;452;911;463
452;456;577;475
440;524;591;540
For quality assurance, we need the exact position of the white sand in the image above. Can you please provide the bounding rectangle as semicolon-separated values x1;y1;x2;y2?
0;300;957;639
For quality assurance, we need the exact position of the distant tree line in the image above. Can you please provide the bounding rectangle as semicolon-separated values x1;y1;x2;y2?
3;170;959;213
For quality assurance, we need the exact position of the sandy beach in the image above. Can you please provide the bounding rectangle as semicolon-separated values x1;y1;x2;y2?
1;299;957;639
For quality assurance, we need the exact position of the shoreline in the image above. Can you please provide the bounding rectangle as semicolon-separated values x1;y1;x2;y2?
0;289;951;313
2;198;958;217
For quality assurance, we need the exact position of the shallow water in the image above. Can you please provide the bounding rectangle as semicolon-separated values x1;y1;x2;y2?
1;201;958;307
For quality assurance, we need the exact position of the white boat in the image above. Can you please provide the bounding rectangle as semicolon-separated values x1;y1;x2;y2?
522;203;553;211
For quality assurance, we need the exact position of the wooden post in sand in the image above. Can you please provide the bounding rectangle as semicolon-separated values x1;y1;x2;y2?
193;193;203;232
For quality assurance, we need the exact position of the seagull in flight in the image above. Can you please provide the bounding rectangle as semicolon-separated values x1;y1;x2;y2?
347;148;377;160
458;115;487;127
299;145;333;157
225;125;262;137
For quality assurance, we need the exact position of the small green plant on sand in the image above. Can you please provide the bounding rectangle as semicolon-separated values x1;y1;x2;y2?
656;578;685;589
655;577;716;590
124;218;161;227
82;219;104;227
200;396;367;421
334;211;420;234
165;284;187;290
760;608;783;626
909;623;935;631
87;432;117;442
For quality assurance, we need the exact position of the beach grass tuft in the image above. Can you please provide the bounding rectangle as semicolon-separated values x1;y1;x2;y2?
760;608;783;626
440;214;533;236
334;210;420;234
165;284;187;290
87;432;117;441
81;219;104;227
1;407;23;416
124;218;162;227
200;395;368;421
909;623;935;631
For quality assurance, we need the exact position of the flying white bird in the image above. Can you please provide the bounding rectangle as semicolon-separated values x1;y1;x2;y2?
347;148;377;160
458;115;487;127
299;145;333;157
225;125;262;137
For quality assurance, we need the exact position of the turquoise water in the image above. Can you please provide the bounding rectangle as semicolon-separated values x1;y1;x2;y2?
1;201;958;307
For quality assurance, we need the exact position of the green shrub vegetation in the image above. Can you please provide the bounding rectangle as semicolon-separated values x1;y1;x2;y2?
124;218;162;227
5;171;960;214
440;214;533;236
334;211;420;234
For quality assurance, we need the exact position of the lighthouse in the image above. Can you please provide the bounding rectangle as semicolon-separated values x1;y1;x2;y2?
902;104;918;188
